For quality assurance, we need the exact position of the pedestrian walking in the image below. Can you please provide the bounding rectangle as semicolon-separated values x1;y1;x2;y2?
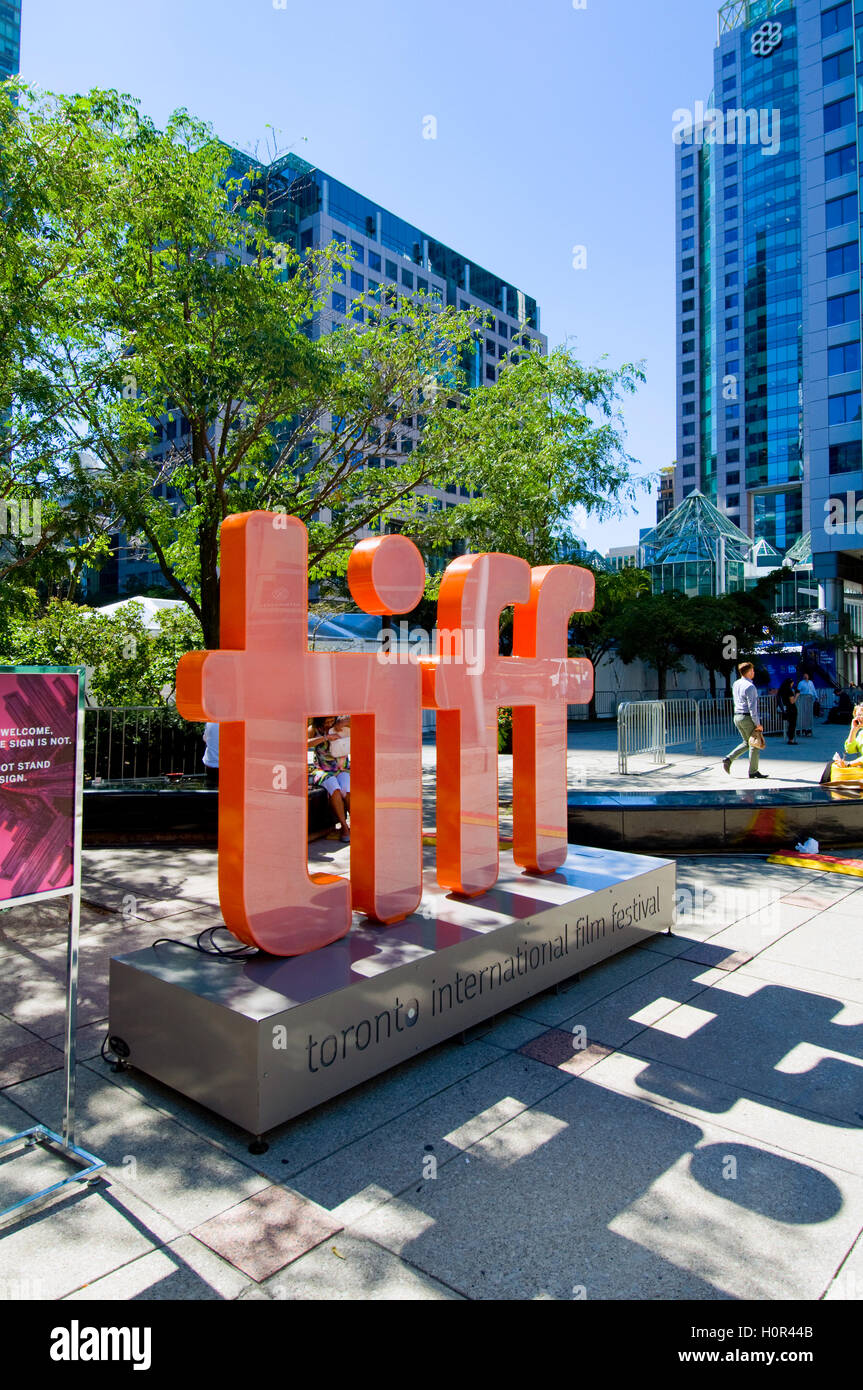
722;661;769;779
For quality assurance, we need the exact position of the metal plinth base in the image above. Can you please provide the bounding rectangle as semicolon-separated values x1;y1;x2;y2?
109;846;675;1138
0;1126;105;1221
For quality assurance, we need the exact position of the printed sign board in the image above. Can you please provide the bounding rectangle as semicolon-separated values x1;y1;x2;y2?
0;668;81;904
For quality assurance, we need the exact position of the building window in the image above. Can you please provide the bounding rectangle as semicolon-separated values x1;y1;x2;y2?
683;403;695;416
682;278;695;292
830;439;863;472
722;77;736;93
683;423;695;436
823;49;854;86
827;242;857;276
726;470;740;485
828;390;862;423
682;257;695;271
725;294;739;309
350;270;364;292
826;193;857;228
682;380;695;394
682;340;695;354
682;298;695;312
682;448;695;460
725;251;739;265
682;237;695;251
725;272;739;286
728;427;740;440
827;291;859;325
726;494;740;510
681;195;694;210
726;337;740;352
822;3;852;39
824;96;856;133
726;316;739;331
828;340;861;373
485;365;496;381
385;259;398;279
682;151;694;168
333;264;346;284
726;405;739;419
332;293;346;315
350;241;364;263
369;251;382;272
351;304;364;323
401;268;414;288
726;359;739;374
682;318;695;332
417;278;428;294
681;175;694;190
825;145;856;180
726;450;740;464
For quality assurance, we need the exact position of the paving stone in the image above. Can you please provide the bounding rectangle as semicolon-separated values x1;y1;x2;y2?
5;1065;271;1232
62;1234;252;1301
192;1185;342;1281
247;1232;464;1301
283;1052;570;1223
519;1029;613;1076
349;1076;863;1300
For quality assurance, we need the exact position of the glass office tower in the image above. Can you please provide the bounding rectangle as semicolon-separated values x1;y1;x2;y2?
676;0;863;623
0;1;20;81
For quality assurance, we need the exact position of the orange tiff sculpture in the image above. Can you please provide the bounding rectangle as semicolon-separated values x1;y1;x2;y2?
176;512;594;956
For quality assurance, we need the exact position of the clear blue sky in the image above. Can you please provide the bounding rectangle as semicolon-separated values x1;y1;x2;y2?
24;0;722;551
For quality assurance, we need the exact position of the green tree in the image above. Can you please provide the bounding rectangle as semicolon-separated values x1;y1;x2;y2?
613;590;695;700
4;84;646;651
0;598;202;705
568;565;652;717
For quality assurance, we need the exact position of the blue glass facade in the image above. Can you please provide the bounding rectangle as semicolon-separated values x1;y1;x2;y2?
0;1;20;81
676;0;863;617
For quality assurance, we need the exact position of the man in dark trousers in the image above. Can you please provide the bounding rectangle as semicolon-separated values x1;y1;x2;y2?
723;661;769;779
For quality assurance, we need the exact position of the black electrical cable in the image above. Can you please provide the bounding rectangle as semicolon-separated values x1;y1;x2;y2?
150;926;259;960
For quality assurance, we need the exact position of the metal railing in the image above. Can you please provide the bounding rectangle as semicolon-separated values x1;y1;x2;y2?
618;702;667;774
617;695;784;774
85;707;204;783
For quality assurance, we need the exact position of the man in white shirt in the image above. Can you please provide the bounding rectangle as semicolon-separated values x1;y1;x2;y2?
796;672;817;737
723;661;768;779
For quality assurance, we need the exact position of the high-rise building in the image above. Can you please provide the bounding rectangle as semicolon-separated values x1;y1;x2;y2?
107;151;546;597
657;465;676;523
0;1;21;81
675;0;863;629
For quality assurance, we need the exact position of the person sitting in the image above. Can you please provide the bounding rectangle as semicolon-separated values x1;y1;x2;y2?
308;716;351;842
820;703;863;782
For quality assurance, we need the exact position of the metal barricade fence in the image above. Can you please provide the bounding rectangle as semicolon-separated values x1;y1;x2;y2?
617;695;784;773
618;701;666;774
85;707;204;782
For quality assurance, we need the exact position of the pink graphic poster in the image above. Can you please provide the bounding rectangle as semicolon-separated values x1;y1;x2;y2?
0;672;79;902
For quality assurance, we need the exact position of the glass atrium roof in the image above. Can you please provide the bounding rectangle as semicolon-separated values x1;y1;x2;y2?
639;490;755;567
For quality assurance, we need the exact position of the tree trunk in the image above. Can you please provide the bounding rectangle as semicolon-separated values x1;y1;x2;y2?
657;665;668;701
199;520;221;650
709;667;717;699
